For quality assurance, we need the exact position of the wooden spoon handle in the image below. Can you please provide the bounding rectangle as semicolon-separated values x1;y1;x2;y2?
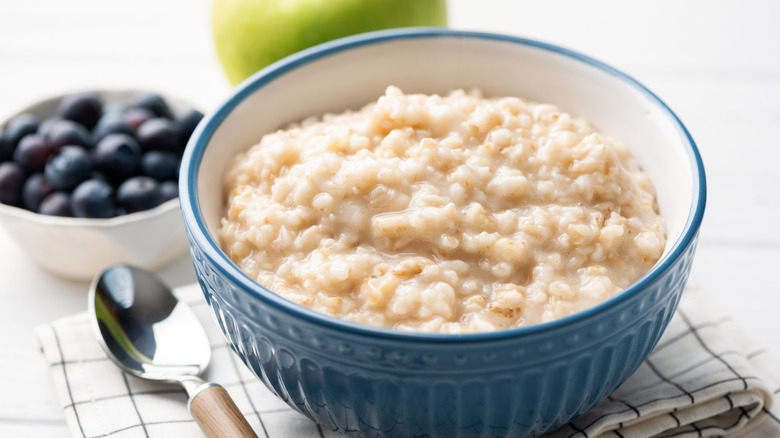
189;384;258;438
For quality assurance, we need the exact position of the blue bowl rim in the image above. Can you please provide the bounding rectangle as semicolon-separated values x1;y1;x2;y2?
180;27;706;344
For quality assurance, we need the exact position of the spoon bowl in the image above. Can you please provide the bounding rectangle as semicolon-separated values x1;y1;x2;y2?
89;265;257;438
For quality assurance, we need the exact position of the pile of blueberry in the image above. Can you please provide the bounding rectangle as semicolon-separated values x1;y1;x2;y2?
0;92;202;218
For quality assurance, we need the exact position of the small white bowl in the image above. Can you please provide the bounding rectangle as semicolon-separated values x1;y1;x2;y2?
0;90;192;281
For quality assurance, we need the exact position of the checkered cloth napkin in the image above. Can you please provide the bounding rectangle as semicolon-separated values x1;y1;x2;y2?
35;285;780;438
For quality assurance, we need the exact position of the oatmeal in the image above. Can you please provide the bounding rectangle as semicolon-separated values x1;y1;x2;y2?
219;86;666;334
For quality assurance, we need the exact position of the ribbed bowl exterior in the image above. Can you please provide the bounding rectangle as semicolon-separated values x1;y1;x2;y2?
180;28;707;438
186;229;699;438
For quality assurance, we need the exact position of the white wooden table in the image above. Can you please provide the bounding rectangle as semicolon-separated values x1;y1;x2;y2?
1;1;777;436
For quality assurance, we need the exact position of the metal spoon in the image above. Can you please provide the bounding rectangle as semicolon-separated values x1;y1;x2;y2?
88;265;257;438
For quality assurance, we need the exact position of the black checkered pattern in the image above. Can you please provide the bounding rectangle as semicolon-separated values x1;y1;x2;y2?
39;286;338;438
37;285;780;438
547;289;780;438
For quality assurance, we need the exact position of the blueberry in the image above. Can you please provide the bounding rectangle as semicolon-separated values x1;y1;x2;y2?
173;108;204;144
141;150;178;182
124;107;155;132
117;176;162;213
92;111;133;143
14;134;55;173
38;191;72;216
101;103;125;116
71;179;116;218
132;92;172;119
45;146;92;191
0;162;26;206
0;131;12;162
136;118;179;152
93;133;141;184
4;113;39;147
159;180;178;202
44;119;92;149
58;92;102;130
89;170;111;185
37;116;62;139
22;173;55;211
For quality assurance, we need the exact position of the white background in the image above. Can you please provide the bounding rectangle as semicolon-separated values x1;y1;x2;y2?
1;1;778;436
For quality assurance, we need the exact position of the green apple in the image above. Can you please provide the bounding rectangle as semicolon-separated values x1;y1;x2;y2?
212;0;448;86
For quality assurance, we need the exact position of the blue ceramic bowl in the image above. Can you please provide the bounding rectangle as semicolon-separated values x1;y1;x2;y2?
180;29;706;437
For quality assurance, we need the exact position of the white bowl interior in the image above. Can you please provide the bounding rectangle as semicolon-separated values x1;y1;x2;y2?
197;35;696;263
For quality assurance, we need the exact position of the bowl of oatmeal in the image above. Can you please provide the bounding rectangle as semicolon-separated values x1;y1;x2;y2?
180;29;706;437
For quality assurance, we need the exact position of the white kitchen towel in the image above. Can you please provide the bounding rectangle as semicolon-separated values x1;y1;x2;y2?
35;285;780;438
